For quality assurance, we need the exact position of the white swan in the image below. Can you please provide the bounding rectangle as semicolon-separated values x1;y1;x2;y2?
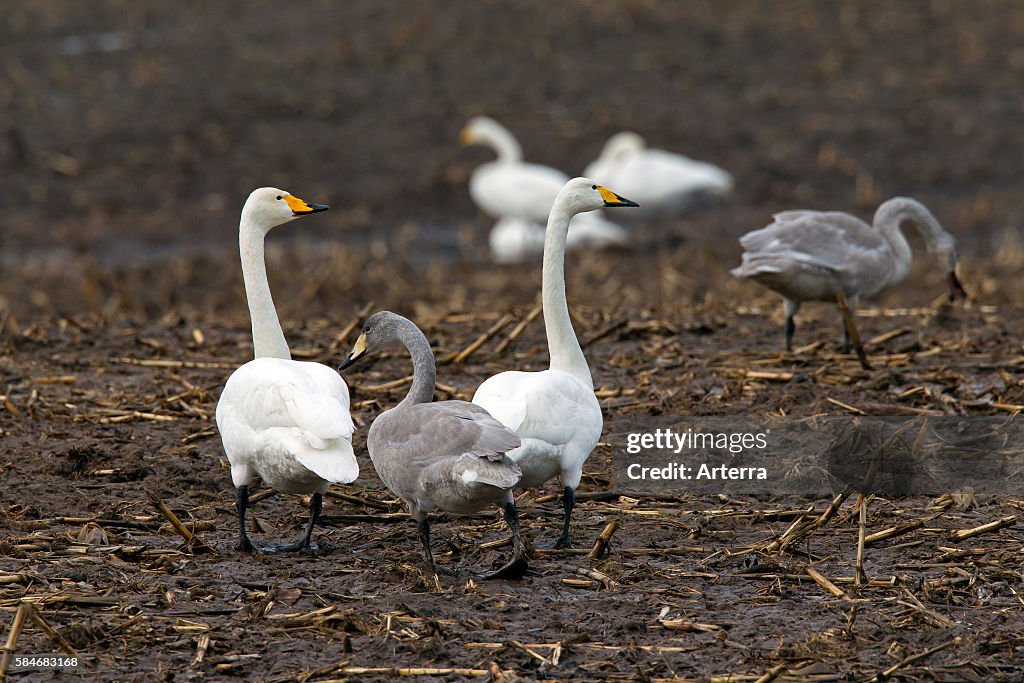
215;187;358;553
584;131;733;219
473;178;638;547
460;116;567;223
489;212;630;263
731;197;966;355
460;116;631;256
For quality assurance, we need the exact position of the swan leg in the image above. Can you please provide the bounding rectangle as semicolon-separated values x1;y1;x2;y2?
539;486;575;549
836;293;871;370
271;492;323;554
783;299;800;352
235;485;256;553
479;497;528;580
556;486;576;548
417;516;437;575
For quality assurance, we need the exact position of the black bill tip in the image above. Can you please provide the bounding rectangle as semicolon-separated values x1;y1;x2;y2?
605;193;639;208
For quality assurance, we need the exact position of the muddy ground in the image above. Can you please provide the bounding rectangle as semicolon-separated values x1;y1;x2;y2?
2;1;1024;681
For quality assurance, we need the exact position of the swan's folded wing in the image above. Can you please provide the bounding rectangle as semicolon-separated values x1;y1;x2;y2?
638;149;734;194
472;371;533;434
372;402;522;488
283;390;354;443
219;358;357;483
474;162;568;219
511;374;596;448
475;370;595;449
738;213;885;274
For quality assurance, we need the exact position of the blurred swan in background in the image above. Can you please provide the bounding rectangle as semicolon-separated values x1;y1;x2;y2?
216;188;357;554
584;131;733;219
489;211;630;263
731;197;966;362
461;116;631;258
473;178;638;548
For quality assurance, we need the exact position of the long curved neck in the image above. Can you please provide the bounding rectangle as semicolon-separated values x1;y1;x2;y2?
397;321;436;408
481;125;522;163
872;198;944;287
542;201;593;387
239;216;290;360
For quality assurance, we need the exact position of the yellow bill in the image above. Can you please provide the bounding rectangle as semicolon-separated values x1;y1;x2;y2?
284;193;329;216
339;332;367;370
596;185;639;208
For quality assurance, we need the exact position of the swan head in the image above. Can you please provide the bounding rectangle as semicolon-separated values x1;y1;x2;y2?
599;131;646;161
459;116;507;147
933;238;966;300
242;187;328;232
339;311;410;370
557;177;639;215
908;202;966;300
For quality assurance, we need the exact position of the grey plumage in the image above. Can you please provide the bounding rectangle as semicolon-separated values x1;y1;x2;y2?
368;401;522;516
340;311;528;578
732;197;964;354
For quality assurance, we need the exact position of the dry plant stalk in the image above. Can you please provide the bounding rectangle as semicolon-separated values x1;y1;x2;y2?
587;519;619;559
0;602;31;678
805;566;848;600
146;489;215;553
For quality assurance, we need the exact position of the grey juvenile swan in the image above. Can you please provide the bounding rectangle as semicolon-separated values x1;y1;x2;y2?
731;197;966;366
340;311;528;579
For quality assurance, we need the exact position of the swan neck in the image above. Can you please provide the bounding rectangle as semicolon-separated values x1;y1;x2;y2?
874;200;948;286
239;217;290;360
484;126;523;163
397;321;436;408
542;203;593;387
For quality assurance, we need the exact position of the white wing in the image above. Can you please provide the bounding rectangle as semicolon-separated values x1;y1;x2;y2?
473;369;601;453
586;148;732;215
470;162;569;222
633;149;733;196
216;357;358;487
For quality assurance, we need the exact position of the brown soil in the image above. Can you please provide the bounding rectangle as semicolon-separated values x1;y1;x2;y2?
2;2;1023;681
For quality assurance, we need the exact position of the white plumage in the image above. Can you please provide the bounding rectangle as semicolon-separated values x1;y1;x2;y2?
469;155;567;223
489;212;629;263
217;358;356;493
473;369;601;491
584;131;733;219
461;117;631;257
215;187;357;554
473;177;638;548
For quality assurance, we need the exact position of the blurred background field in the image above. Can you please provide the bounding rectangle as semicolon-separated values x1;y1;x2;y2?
2;2;1024;680
2;0;1023;322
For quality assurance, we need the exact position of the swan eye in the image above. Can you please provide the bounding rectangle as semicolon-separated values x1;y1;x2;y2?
591;185;597;190
276;195;282;200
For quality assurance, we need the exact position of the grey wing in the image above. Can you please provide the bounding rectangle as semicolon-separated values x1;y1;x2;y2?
369;402;522;494
738;212;885;273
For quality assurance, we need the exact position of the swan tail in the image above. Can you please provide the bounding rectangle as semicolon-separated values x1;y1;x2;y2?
456;454;522;490
294;436;359;484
